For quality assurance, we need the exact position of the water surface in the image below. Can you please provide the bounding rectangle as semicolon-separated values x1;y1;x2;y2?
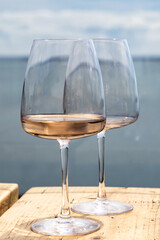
0;57;159;195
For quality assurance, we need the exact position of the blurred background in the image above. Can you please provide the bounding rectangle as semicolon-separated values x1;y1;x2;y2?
0;0;160;196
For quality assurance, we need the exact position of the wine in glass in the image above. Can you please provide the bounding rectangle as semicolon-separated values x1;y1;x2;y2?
21;39;105;235
71;39;139;215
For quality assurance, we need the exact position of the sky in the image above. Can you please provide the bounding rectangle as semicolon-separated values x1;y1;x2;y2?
0;0;160;56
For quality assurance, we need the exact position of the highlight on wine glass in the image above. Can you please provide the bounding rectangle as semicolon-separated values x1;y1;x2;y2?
20;39;106;236
71;39;139;215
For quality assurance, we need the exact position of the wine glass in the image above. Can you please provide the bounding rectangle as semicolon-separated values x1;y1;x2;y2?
21;39;105;235
72;39;139;215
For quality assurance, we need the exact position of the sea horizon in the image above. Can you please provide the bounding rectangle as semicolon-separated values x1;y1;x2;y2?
1;55;160;61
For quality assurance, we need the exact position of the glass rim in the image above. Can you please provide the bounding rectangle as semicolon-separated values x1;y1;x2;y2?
32;38;127;42
93;38;127;42
33;38;90;42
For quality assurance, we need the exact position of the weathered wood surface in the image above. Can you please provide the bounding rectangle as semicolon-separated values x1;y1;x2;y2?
0;183;18;216
0;187;159;239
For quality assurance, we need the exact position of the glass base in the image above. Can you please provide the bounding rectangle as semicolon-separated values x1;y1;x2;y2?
31;216;100;236
72;198;133;215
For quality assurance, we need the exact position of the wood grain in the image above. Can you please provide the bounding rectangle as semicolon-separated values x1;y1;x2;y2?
0;187;159;239
0;183;18;216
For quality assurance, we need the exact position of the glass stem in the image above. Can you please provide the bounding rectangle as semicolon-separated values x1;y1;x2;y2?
57;139;71;218
97;129;107;199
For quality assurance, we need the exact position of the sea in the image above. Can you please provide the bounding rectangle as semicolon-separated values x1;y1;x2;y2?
0;57;160;195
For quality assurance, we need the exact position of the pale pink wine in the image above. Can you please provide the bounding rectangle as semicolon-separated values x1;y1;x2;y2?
105;116;137;130
22;114;106;139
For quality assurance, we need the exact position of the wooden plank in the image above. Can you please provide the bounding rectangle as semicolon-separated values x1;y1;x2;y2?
0;187;159;239
0;183;18;216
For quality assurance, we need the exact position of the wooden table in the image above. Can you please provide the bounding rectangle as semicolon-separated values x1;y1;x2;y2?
0;187;159;239
0;183;18;216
